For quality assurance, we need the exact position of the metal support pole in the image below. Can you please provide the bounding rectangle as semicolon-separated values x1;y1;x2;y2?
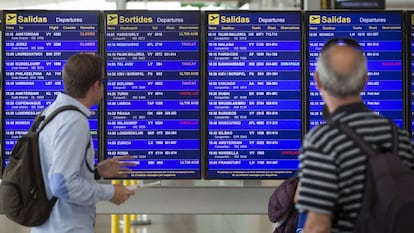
111;180;121;233
130;180;152;225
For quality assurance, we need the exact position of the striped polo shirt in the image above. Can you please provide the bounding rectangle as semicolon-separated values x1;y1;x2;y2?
296;102;414;233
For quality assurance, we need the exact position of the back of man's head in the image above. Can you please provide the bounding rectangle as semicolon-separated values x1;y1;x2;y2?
316;37;367;98
63;53;103;98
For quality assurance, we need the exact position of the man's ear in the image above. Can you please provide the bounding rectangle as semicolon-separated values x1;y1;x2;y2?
89;79;100;93
94;79;101;89
360;73;368;92
363;73;368;84
314;72;322;90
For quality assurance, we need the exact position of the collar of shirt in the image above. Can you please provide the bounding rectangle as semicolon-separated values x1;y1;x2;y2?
55;92;92;117
323;102;370;121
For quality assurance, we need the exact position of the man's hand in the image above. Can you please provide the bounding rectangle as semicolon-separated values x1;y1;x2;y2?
97;155;135;178
110;184;135;205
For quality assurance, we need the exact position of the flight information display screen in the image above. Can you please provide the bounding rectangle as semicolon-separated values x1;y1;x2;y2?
105;11;201;179
2;11;100;168
307;12;403;129
206;12;302;179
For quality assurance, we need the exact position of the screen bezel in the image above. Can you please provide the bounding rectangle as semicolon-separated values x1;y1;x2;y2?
1;10;101;175
102;10;202;179
304;10;406;133
204;10;304;180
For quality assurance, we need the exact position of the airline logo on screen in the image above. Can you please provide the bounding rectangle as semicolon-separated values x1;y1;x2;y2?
107;14;118;25
309;15;321;24
208;14;220;25
5;13;17;25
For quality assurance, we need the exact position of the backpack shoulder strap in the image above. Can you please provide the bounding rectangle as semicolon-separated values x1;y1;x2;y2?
84;139;94;173
35;105;94;172
37;105;86;133
29;110;47;132
40;105;94;172
326;119;398;157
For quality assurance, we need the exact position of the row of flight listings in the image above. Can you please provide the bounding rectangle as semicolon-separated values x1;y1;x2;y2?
2;10;414;179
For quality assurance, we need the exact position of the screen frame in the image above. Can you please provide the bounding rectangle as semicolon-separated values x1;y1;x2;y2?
1;10;101;175
204;10;304;180
304;10;407;133
102;10;202;179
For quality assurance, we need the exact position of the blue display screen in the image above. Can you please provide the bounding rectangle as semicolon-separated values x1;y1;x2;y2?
2;11;100;167
307;12;403;129
206;12;302;179
104;11;201;179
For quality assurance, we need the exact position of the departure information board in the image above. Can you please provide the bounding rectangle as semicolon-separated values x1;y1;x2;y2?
206;12;302;179
105;11;201;179
307;12;403;129
2;11;100;168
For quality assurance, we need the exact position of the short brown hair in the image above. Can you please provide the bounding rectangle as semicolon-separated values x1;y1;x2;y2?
62;53;103;98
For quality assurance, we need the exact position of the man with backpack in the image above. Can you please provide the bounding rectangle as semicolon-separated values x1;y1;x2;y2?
296;37;414;233
30;53;135;233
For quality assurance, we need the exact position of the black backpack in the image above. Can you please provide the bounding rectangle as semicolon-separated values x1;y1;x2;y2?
0;105;85;227
329;120;414;233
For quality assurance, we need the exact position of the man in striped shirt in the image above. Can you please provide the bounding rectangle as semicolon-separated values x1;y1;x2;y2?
296;37;414;233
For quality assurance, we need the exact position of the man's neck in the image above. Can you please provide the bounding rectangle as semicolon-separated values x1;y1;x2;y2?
323;92;362;114
75;97;92;109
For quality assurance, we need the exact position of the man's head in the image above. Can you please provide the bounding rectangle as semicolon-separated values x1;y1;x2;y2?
315;37;367;98
62;53;105;105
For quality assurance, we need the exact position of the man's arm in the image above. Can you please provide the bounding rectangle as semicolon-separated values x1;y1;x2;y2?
296;138;338;233
295;186;331;233
304;211;331;233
